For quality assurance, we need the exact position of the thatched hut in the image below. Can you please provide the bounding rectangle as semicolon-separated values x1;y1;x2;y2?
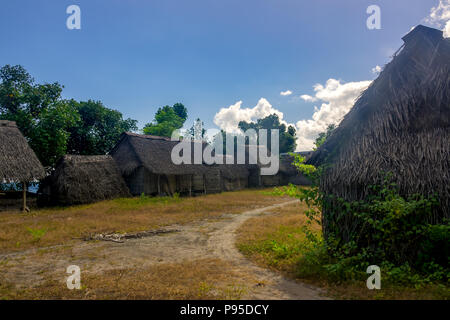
203;166;222;194
0;120;45;211
110;133;221;196
230;145;269;188
277;152;313;186
258;152;312;187
215;163;250;191
38;155;130;206
307;25;450;240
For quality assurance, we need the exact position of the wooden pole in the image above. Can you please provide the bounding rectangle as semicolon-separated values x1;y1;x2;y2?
22;181;27;213
203;174;206;195
157;175;161;195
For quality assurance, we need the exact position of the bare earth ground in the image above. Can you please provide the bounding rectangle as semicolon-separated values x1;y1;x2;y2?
0;200;328;300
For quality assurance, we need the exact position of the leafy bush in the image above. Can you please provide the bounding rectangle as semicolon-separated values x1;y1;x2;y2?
27;227;47;242
276;154;449;286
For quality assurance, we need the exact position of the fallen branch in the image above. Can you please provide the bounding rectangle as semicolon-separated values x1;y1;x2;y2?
82;229;180;243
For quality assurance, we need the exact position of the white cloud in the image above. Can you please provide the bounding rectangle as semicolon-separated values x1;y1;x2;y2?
296;79;372;151
372;65;382;74
444;20;450;37
427;0;450;22
214;79;371;152
214;79;371;151
300;94;318;102
213;98;293;133
424;0;450;37
280;90;292;96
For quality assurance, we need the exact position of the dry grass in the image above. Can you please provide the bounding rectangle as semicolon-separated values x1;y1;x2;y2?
0;189;288;254
0;258;253;300
236;202;449;300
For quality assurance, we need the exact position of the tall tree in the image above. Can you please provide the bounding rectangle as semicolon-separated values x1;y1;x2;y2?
66;100;138;155
0;65;139;167
189;118;206;140
314;123;336;150
238;114;297;153
0;65;79;167
143;103;188;137
172;103;188;122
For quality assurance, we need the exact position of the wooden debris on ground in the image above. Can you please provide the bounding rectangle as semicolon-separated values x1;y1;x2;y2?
82;229;180;243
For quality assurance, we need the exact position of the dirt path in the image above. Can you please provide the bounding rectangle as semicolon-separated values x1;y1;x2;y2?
1;200;328;299
207;200;328;299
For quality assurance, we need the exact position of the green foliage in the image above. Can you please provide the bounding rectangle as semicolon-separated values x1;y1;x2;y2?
66;100;137;155
276;154;449;286
172;192;180;200
238;113;297;153
26;227;47;242
189;118;206;139
143;103;187;137
314;124;335;150
0;65;79;167
172;103;188;122
0;65;138;167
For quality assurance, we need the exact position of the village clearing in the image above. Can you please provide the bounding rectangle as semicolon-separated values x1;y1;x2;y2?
0;189;328;300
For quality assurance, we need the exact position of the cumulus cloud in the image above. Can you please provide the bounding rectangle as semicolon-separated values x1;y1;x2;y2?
424;0;450;37
295;79;372;151
213;98;292;133
372;65;382;74
300;94;318;102
427;0;450;22
280;90;293;96
214;79;371;151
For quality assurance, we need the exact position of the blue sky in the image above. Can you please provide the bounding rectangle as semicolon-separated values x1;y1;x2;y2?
0;0;445;150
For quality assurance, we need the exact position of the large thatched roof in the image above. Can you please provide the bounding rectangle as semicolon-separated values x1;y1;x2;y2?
110;132;215;176
308;25;450;222
0;120;45;183
214;163;250;180
39;155;130;205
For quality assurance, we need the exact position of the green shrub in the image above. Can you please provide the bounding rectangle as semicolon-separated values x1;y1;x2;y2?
27;227;47;242
277;154;449;286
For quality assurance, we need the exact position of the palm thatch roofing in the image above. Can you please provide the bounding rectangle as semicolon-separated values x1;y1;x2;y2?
214;163;250;180
307;25;450;230
39;155;130;205
110;132;216;176
0;120;45;183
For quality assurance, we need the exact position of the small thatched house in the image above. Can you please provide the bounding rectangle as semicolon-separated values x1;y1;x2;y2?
0;120;45;211
38;155;130;206
277;152;313;186
110;133;221;196
215;163;250;191
307;25;450;240
258;152;313;187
